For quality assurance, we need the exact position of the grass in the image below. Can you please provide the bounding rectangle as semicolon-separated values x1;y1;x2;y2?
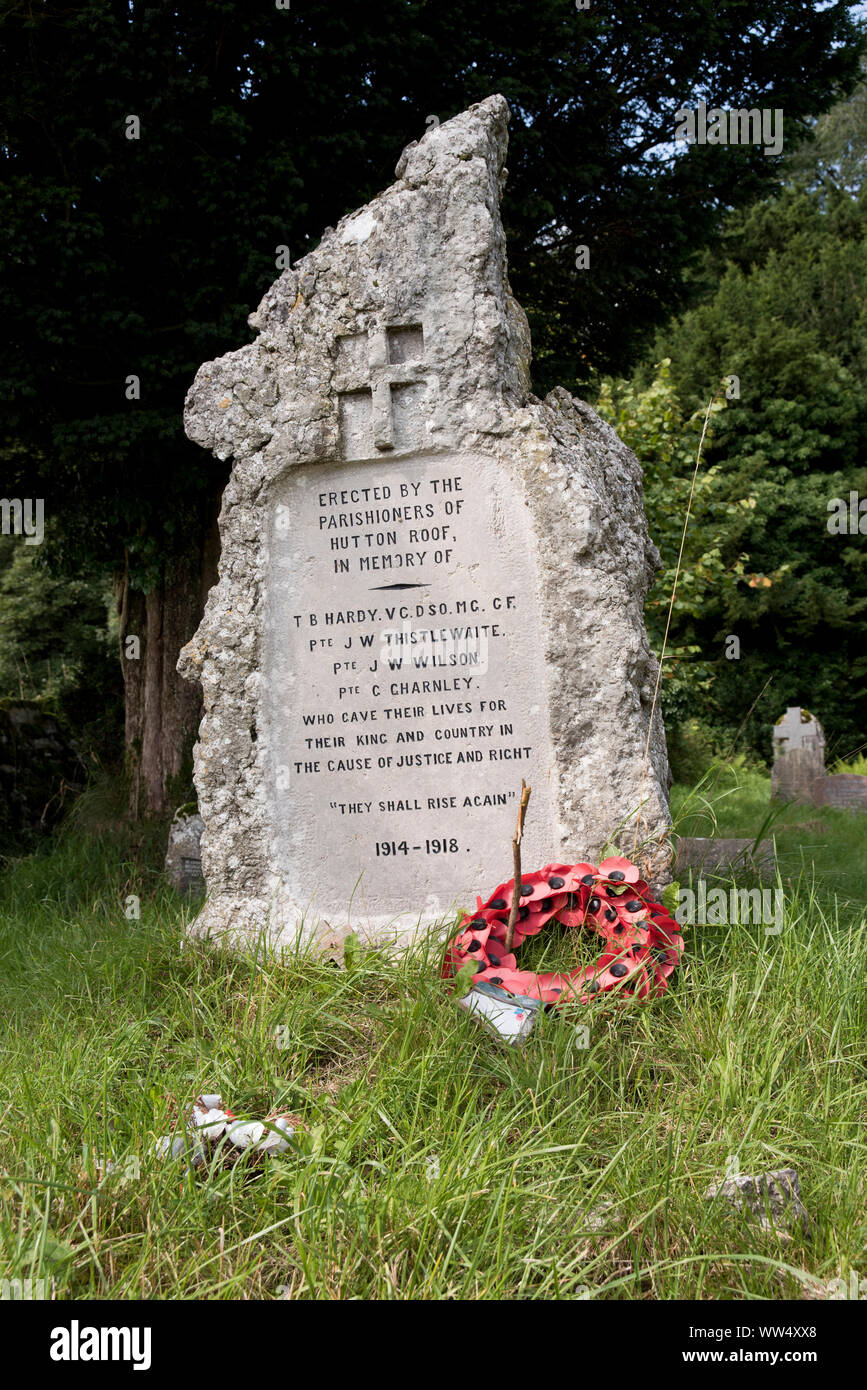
0;769;865;1300
673;760;867;905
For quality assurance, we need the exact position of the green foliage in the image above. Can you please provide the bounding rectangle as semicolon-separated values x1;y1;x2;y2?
829;752;867;775
785;59;867;197
0;537;121;760
1;0;863;588
627;182;867;760
597;362;751;722
666;718;726;785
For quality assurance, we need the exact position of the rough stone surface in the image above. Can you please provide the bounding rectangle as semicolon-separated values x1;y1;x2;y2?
676;837;776;877
705;1168;809;1238
164;811;205;894
179;96;671;950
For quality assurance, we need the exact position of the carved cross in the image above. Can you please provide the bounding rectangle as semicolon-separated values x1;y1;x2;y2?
334;324;428;457
772;706;825;754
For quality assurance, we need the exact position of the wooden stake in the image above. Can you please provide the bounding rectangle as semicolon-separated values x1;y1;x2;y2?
504;780;531;955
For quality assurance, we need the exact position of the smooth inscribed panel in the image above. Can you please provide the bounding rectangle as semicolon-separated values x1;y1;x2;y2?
266;451;557;929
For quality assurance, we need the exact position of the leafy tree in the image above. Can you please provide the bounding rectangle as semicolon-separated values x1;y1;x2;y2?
597;362;752;725
785;57;867;195
2;0;862;811
0;537;121;758
642;187;867;759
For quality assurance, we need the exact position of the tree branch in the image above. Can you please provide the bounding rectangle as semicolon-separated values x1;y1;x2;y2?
504;780;531;956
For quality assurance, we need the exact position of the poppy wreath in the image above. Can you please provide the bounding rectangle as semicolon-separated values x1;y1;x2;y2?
443;855;684;1005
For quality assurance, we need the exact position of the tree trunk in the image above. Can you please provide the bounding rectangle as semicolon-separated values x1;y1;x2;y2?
115;500;222;819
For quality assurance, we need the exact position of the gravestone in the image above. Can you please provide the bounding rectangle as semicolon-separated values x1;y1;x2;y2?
164;810;205;894
818;774;867;811
675;837;775;878
771;706;826;804
179;95;671;949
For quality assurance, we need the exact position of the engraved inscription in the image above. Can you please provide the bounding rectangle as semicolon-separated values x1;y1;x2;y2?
266;452;557;924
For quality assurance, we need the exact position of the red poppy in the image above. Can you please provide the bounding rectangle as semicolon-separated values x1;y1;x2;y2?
597;855;642;885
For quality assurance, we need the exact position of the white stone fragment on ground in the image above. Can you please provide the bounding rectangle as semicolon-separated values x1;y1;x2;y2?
154;1091;298;1165
225;1120;266;1150
154;1135;187;1160
704;1167;809;1236
153;1134;206;1166
257;1116;295;1154
188;1106;231;1141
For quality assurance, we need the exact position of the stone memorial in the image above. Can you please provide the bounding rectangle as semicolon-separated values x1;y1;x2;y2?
818;772;867;811
771;706;826;804
771;705;867;810
675;837;775;878
164;809;205;895
179;95;671;949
